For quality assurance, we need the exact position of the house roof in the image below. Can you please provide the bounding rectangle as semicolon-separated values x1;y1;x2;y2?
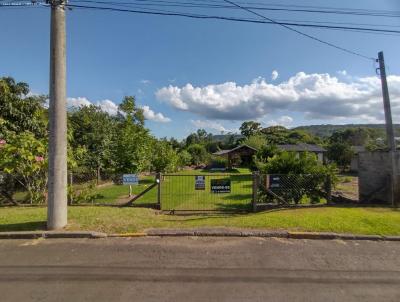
213;144;258;156
277;143;326;153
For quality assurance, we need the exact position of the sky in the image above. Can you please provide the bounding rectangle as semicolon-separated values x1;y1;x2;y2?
1;0;400;139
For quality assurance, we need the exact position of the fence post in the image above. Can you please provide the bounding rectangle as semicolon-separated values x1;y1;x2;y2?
252;171;259;212
325;175;332;205
68;171;73;205
156;172;161;210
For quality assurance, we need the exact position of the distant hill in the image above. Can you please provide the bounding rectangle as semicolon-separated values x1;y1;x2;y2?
293;124;400;138
212;133;244;142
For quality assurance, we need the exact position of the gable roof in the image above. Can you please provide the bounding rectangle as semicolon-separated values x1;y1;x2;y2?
213;144;258;156
277;143;326;153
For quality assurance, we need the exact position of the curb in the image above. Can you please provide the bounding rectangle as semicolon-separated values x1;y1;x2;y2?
1;229;400;241
144;228;400;241
0;231;107;240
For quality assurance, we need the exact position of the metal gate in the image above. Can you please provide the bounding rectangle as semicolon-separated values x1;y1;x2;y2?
160;174;253;212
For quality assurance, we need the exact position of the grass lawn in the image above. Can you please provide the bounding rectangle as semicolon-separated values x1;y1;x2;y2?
1;206;400;235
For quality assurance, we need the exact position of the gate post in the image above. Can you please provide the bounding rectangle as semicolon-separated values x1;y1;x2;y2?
156;172;161;210
252;171;260;212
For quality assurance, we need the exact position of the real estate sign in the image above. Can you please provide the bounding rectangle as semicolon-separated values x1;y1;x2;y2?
211;178;231;193
269;175;281;188
123;174;139;185
195;175;206;190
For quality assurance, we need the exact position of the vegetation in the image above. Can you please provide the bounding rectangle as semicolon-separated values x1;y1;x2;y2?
1;206;400;235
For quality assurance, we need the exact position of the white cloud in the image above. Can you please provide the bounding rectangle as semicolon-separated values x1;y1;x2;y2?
267;115;293;127
67;97;171;123
190;119;236;133
156;72;400;123
140;79;150;84
337;70;347;76
98;99;119;116
67;97;91;108
142;105;171;123
271;70;279;81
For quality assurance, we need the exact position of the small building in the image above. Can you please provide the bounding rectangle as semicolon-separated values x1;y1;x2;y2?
213;144;257;169
350;146;366;172
277;143;327;163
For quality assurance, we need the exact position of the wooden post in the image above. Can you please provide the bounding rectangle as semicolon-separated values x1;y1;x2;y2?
156;172;161;209
252;171;259;212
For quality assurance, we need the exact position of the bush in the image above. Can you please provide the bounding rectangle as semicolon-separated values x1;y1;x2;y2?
68;181;101;204
207;155;228;169
257;152;336;204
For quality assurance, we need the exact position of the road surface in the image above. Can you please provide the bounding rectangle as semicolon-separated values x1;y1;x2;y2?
0;236;399;301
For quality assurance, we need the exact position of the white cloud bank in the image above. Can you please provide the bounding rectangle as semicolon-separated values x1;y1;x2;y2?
155;72;400;123
67;97;171;123
190;119;236;133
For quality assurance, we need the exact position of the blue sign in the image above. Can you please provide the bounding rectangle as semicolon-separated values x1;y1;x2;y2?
123;174;139;185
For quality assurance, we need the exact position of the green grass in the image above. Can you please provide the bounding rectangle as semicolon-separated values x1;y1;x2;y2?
1;206;400;235
161;174;252;211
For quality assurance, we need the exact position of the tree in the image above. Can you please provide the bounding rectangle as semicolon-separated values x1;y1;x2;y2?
0;132;48;204
243;134;267;150
118;96;145;126
151;140;179;173
0;77;47;140
327;141;353;170
240;121;262;138
178;150;192;167
111;96;152;173
258;152;335;204
69;105;115;179
187;144;208;166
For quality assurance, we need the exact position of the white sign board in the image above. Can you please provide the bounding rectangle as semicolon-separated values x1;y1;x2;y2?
123;174;139;185
195;175;206;190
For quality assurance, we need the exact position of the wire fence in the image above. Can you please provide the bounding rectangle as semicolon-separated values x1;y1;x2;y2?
68;171;158;206
258;173;331;205
160;174;253;212
1;169;332;210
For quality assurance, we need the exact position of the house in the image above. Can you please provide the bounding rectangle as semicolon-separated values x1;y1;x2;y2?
213;143;327;168
350;146;366;172
213;144;257;169
276;143;327;163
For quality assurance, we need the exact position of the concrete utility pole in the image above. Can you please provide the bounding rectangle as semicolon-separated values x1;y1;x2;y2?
377;51;398;207
47;0;68;229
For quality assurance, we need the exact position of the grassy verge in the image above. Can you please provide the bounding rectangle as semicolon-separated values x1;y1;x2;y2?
1;206;400;235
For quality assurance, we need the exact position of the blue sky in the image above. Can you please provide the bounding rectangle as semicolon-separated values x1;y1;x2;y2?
1;0;400;139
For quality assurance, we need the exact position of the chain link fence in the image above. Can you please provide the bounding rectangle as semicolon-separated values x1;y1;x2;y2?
257;173;331;206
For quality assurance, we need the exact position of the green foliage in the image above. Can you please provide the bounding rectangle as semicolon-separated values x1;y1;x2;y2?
151;140;179;173
68;181;101;204
186;144;209;166
242;134;267;150
257;152;335;204
177;150;192;167
208;155;228;169
118;96;145;126
0;77;47;140
327;141;354;170
239;121;262;138
112;121;152;174
69;105;115;176
0;132;48;204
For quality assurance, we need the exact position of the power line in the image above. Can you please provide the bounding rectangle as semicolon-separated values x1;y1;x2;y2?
60;3;400;36
3;1;400;38
69;0;400;18
221;0;374;60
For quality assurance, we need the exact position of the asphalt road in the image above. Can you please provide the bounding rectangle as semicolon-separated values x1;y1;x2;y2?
0;237;399;302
